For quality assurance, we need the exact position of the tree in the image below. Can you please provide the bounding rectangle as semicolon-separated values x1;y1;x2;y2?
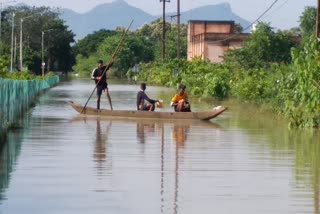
97;33;155;77
72;19;188;76
224;22;296;69
135;19;187;61
1;6;75;74
164;22;187;59
234;23;243;33
72;29;116;58
299;6;316;36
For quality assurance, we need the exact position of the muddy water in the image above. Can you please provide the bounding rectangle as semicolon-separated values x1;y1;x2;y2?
0;79;319;214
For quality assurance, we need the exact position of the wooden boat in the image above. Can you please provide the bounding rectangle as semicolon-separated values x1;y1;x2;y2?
67;101;227;121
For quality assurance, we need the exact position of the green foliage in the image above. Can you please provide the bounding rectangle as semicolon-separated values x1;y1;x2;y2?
72;29;116;57
1;6;75;74
0;70;52;80
164;23;188;59
72;19;188;75
221;10;320;128
281;35;320;127
230;68;268;101
227;34;320;128
234;23;243;33
0;57;9;76
299;6;316;37
137;58;230;99
72;54;99;77
4;71;37;80
73;32;155;78
229;63;287;103
136;60;177;86
224;22;295;69
222;21;301;113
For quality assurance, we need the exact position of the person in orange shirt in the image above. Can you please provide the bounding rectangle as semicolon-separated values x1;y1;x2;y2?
170;84;191;112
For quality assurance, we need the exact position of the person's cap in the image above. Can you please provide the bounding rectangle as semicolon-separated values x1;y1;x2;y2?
97;59;103;64
179;84;186;90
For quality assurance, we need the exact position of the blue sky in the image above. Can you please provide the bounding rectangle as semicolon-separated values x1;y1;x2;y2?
17;0;315;30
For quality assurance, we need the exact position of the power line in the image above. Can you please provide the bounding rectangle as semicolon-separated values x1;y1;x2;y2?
242;0;280;32
194;0;281;44
260;0;290;21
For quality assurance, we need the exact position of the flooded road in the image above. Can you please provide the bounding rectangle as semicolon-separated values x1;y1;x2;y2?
0;79;319;214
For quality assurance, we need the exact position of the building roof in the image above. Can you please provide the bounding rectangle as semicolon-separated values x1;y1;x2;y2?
188;20;235;24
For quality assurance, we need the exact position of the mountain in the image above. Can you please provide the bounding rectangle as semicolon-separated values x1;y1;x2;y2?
178;3;251;32
60;0;154;40
60;0;251;40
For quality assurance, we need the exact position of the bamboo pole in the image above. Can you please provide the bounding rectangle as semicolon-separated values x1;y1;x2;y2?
81;20;134;113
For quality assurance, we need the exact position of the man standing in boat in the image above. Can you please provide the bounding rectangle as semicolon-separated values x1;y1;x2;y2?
137;83;158;111
171;84;191;112
91;59;114;110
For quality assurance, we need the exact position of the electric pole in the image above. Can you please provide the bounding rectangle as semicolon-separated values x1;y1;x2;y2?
177;0;180;59
317;0;320;38
10;12;15;72
20;15;33;71
160;0;170;62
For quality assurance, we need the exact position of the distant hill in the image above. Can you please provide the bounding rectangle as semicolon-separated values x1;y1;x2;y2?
60;0;251;40
178;3;250;32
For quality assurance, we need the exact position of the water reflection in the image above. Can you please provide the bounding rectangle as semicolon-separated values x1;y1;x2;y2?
136;122;156;144
2;80;320;214
288;130;320;214
0;130;23;202
160;122;192;214
171;124;190;147
221;102;320;214
93;119;112;175
74;116;211;214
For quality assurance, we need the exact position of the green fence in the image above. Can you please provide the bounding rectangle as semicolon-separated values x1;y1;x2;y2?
0;76;59;133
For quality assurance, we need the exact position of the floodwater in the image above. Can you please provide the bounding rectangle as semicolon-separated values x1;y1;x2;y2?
0;78;320;214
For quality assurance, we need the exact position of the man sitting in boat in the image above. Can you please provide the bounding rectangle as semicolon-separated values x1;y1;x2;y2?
170;84;191;112
137;83;158;111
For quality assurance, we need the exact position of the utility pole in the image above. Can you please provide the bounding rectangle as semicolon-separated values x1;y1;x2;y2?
10;12;14;72
20;18;23;70
42;29;53;76
20;15;33;70
317;0;320;38
41;31;45;76
14;35;16;66
177;0;180;59
160;0;170;62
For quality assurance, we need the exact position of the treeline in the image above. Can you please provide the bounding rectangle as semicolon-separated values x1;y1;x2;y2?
0;5;74;76
72;19;187;78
